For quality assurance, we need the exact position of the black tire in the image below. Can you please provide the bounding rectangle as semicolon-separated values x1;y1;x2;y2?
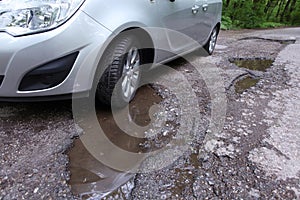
204;26;218;55
96;34;142;106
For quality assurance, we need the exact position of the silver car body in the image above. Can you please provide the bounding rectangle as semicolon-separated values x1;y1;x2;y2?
0;0;222;100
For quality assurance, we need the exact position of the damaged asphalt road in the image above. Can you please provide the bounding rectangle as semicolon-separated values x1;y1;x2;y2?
1;27;300;199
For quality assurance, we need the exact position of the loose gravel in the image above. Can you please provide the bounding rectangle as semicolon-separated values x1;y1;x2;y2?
1;28;300;199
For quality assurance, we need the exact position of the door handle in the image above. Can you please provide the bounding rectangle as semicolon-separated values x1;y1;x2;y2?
202;4;208;12
192;5;200;14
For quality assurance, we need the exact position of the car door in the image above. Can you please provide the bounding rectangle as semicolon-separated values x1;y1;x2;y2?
191;0;214;44
196;0;222;45
156;0;199;51
155;0;215;59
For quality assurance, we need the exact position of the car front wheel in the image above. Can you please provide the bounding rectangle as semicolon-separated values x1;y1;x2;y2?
96;34;142;106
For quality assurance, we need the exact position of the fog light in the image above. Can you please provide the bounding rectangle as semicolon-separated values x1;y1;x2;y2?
19;52;78;91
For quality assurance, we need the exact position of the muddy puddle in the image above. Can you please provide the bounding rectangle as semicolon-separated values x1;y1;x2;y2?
68;85;162;199
235;76;260;93
230;58;274;72
229;58;274;93
170;153;201;197
280;40;296;45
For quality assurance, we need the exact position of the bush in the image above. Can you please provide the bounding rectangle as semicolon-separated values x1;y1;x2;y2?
259;22;285;28
221;16;233;30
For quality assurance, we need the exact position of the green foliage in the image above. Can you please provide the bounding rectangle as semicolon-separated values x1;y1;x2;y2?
234;2;262;28
221;16;233;30
222;0;300;29
259;22;285;28
291;5;300;25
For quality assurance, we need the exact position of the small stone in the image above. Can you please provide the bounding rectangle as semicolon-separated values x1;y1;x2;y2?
33;187;39;194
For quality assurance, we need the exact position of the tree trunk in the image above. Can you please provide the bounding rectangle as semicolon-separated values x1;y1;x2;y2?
288;0;297;16
225;0;231;8
276;0;285;19
280;0;292;22
264;0;273;14
266;0;280;20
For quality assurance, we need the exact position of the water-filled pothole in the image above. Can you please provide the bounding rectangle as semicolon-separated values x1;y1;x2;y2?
235;76;260;93
229;58;274;72
68;85;163;198
229;58;274;93
280;40;296;45
239;37;296;45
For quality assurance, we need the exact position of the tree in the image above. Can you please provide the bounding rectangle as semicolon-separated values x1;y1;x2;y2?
222;0;300;29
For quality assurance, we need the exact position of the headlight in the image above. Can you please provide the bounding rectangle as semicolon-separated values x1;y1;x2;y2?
0;0;85;36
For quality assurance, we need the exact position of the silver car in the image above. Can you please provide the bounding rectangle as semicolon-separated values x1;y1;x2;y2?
0;0;222;104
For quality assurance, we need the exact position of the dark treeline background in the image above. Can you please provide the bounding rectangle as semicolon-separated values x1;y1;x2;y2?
222;0;300;29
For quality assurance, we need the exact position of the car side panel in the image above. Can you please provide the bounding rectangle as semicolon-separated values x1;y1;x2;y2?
82;0;222;62
81;0;201;62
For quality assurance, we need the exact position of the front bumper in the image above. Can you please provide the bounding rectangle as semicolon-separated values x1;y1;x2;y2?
0;10;112;99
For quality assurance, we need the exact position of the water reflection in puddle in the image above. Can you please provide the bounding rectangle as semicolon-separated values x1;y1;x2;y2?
68;85;162;199
230;58;274;72
229;58;274;93
235;76;260;93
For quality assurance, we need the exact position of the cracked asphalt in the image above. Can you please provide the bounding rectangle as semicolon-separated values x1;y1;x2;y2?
1;27;300;199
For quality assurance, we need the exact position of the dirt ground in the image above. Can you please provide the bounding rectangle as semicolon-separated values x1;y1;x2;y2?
1;27;300;199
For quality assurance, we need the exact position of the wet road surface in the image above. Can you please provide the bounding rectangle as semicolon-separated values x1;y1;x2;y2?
1;27;300;199
69;85;162;199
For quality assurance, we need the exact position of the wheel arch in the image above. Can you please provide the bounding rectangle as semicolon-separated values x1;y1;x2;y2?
92;26;155;104
216;22;221;35
119;27;155;65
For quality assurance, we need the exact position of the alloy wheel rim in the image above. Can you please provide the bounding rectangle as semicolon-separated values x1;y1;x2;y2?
209;29;217;53
121;47;140;100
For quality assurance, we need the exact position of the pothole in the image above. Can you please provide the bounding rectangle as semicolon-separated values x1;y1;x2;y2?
235;76;260;94
280;40;296;45
239;37;296;45
68;138;105;185
68;85;165;199
229;58;274;72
